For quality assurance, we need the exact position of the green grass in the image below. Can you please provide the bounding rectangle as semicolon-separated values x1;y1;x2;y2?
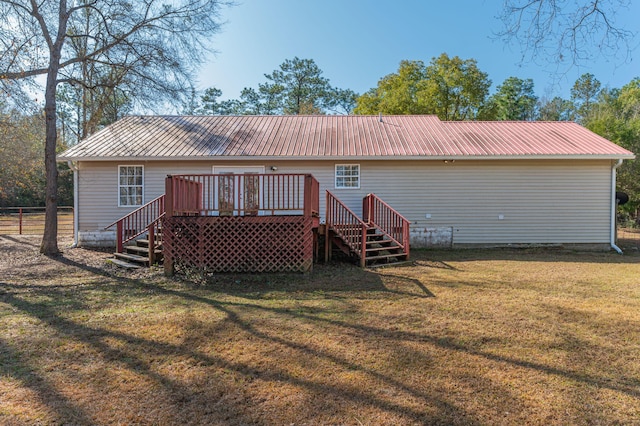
1;236;639;425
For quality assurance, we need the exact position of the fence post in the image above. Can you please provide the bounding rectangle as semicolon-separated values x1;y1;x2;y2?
19;208;23;234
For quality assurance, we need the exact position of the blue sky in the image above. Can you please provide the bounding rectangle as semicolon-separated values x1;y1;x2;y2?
198;0;639;102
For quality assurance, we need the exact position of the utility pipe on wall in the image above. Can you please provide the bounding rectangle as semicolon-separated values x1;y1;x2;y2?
67;161;79;247
611;159;623;254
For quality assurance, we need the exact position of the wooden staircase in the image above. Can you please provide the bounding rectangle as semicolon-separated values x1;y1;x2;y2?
326;192;410;267
111;235;163;269
328;225;408;266
105;195;165;269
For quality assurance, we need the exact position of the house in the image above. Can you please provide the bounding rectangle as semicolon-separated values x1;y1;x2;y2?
58;115;634;271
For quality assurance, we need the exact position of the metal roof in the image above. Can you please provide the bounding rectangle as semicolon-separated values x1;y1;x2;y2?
58;115;635;161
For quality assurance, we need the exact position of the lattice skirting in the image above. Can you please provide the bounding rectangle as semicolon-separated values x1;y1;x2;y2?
164;215;314;273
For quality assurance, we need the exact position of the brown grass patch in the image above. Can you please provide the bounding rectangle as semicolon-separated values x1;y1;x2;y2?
1;236;639;425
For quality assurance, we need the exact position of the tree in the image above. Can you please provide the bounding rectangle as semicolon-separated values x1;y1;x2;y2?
237;85;285;115
583;82;640;214
498;0;637;66
354;54;491;120
537;96;575;121
422;54;492;120
326;88;359;115
0;0;226;254
571;73;602;123
0;107;46;207
488;76;538;120
195;87;240;115
201;58;356;116
261;57;333;114
0;103;71;207
353;60;430;115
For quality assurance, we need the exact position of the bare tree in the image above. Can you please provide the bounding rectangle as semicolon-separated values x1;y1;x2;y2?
497;0;637;66
0;0;227;254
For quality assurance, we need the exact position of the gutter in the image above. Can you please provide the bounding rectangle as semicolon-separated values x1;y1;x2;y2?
67;161;79;248
611;159;624;254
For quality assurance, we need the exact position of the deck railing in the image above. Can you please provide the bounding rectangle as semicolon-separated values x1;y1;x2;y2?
326;190;369;266
165;173;319;218
363;193;411;258
106;195;165;253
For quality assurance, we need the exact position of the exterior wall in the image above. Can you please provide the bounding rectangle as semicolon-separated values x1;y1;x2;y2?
77;159;614;246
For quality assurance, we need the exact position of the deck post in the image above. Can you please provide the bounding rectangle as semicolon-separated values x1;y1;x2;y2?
164;175;174;218
148;225;155;265
164;175;175;276
303;174;313;218
360;224;367;268
362;196;369;223
116;220;123;253
325;191;331;262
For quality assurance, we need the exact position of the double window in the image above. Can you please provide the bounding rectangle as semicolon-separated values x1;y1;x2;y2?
335;164;360;189
118;165;144;207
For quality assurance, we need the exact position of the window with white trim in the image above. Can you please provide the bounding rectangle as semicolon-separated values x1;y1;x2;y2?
335;164;360;189
118;165;144;206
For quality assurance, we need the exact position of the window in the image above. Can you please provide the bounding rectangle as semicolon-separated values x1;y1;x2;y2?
335;164;360;189
118;166;144;206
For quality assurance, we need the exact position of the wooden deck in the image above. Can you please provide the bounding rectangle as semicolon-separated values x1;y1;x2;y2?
108;173;410;273
163;173;320;274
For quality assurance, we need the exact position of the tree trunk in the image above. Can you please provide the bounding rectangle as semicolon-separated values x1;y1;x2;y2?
40;58;61;255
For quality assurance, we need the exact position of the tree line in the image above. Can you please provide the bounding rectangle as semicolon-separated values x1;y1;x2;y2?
3;53;640;214
0;102;73;208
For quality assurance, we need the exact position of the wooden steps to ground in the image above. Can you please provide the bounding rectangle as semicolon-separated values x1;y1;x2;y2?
110;236;163;269
329;225;408;267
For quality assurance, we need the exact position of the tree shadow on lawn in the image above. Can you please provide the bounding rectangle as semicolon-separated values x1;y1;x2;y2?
0;279;472;424
2;243;639;424
173;259;436;299
51;250;640;406
0;338;96;425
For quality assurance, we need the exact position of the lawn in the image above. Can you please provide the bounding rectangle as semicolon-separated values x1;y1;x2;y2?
1;235;639;425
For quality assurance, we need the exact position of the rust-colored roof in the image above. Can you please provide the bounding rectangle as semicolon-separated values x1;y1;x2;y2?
58;115;634;161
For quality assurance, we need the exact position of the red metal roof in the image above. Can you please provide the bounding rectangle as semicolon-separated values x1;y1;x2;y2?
58;115;634;161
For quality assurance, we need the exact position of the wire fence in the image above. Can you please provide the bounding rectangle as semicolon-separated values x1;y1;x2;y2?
617;227;640;251
0;207;74;236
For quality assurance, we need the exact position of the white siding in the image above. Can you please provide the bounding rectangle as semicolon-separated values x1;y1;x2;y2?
78;159;614;244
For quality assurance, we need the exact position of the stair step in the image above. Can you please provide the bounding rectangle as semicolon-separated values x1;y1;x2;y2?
365;253;404;262
365;239;395;247
136;239;163;248
114;252;149;265
125;245;163;256
108;258;142;269
365;245;401;253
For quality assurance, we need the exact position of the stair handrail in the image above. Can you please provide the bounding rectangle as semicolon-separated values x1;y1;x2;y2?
363;193;411;258
146;212;165;265
105;195;165;253
326;190;368;264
